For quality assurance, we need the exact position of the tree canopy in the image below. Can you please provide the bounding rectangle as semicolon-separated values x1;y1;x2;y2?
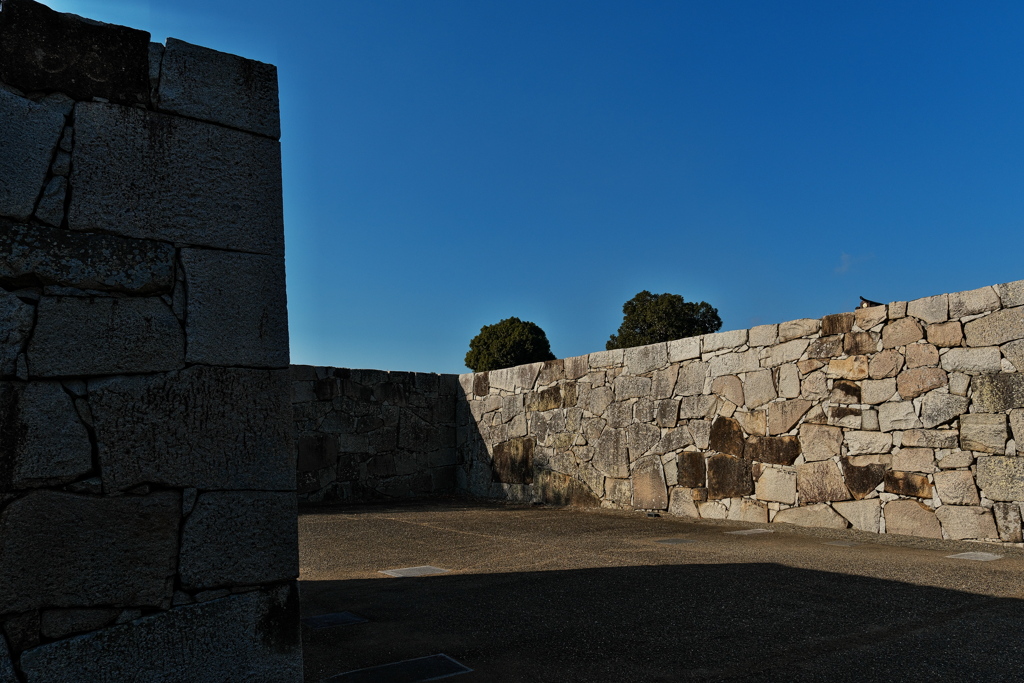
465;317;556;372
606;291;722;350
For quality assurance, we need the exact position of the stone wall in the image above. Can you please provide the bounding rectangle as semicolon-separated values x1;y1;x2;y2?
456;280;1024;545
0;1;300;679
292;366;458;504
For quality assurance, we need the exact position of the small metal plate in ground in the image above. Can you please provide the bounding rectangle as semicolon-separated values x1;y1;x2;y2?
655;538;697;545
823;541;860;547
724;529;773;535
946;552;1003;562
321;653;472;683
302;612;368;629
379;566;450;578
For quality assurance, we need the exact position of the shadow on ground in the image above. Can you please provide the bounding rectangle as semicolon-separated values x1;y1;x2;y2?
301;561;1024;682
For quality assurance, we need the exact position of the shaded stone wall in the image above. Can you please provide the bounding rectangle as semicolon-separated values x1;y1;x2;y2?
292;366;458;504
0;1;300;679
457;280;1024;546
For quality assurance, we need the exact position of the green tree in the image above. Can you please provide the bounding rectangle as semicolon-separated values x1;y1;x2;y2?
606;291;722;350
465;317;556;372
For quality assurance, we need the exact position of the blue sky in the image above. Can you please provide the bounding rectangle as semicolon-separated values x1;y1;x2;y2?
46;1;1024;373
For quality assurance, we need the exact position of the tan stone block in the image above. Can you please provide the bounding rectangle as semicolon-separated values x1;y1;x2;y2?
896;367;947;399
804;331;842;359
901;429;959;449
869;349;904;379
964;307;1024;347
667;487;700;518
936;505;998;540
829;406;862;429
977;456;1024;501
674;360;707;397
940;347;1001;374
927;321;963;348
891;448;935;473
884;471;931;498
855;305;887;331
652;365;679;400
843;331;877;356
822;312;855;335
667;337;700;362
949;286;1001;318
932;470;979;505
697;500;728;519
709;350;759;377
778;364;800;399
797;460;851;504
882;317;924;349
734;409;767;437
588;348;624;369
1010;408;1024;445
905;343;939;368
604;477;632;505
861;378;896;405
631;455;668;510
993;502;1023;543
935;449;974;469
827;356;869;380
862;409;880;431
748;324;779;347
907;294;948;324
755;467;797;504
624;343;668;375
800;370;828;401
889;301;908;318
711;375;744;407
797;359;825;375
920;392;969;429
743;369;776;408
998;279;1024;307
727;498;768;523
960;413;1007;454
884;499;941;538
830;379;861;405
877;401;921;432
773;503;848;529
844;430;892;455
702;329;746;352
833;499;881;533
760;339;810;368
779;318;820;342
767;399;812;435
1003;339;1024;372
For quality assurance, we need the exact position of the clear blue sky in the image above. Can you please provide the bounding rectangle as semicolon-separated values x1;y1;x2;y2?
47;1;1024;373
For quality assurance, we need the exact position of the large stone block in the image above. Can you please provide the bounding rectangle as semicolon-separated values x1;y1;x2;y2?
907;294;948;324
759;339;809;367
29;296;184;376
708;416;744;457
623;343;668;375
675;451;706;488
959;413;1007;454
19;586;302;682
755;467;796;504
936;505;998;541
877;401;921;432
773;503;847;529
89;366;293;491
706;454;752;499
744;435;800;466
491;437;534;484
896;367;947;399
180;492;298;590
882;317;923;348
949;286;1000;318
743;369;776;408
976;456;1024;501
939;347;1001;375
667;487;699;517
964;307;1024;347
844;430;892;455
69;103;284;255
593;428;628;478
709;350;759;377
181;249;288;368
932;470;979;505
535;469;600;507
0;288;33;377
797;461;851;504
993;503;1023;543
869;349;904;379
674;360;707;396
833;499;881;533
920;393;968;429
711;375;743;406
727;498;768;523
0;491;179;612
631;455;668;510
157;38;280;138
766;399;811;435
778;318;819;341
999;280;1024;307
884;499;941;538
901;429;959;449
972;373;1024;413
0;220;175;294
884;471;931;498
841;458;886;500
798;424;842;462
0;88;65;220
0;382;91;490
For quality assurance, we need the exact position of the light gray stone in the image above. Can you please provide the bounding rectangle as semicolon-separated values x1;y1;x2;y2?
667;337;700;362
855;305;887;331
877;402;921;432
936;449;974;469
831;499;880;533
993;503;1023;543
797;461;851;504
949;286;1000;318
844;430;893;455
627;422;661;460
743;369;776;408
755;467;796;504
976;456;1024;501
799;424;842;462
604;478;632;506
19;586;302;682
884;499;942;538
711;375;744;407
667;487;700;517
727;498;768;523
0;491;179;612
940;347;1001;374
584;385;613;415
702;329;746;352
936;506;998;541
709;350;759;377
1;382;92;489
631;455;668;510
689;420;712;449
674;360;707;396
652;365;678;399
767;399;812;435
773;503;847;529
613;375;651;400
960;414;1007;454
901;429;960;449
1010;409;1024;447
157;38;280;138
180;492;298;589
182;249;288;368
778;318;819;341
920;393;969;429
678;395;718;420
882;317;924;348
964;307;1024;347
907;294;948;324
588;348;623;368
889;301;908;318
697;500;728;519
972;373;1024;413
891;448;935;473
777;364;800;399
1003;339;1024;372
29;296;184;376
933;470;979;505
90;366;293;491
623;343;668;375
759;339;809;368
0;288;34;377
998;280;1024;308
69;103;284;255
749;324;778;347
0;88;65;220
593;428;629;478
861;379;896;405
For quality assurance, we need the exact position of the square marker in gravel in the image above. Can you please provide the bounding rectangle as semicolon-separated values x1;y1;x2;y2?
302;612;368;629
380;565;450;578
656;538;696;545
824;541;860;547
725;529;773;535
321;653;471;682
946;552;1003;562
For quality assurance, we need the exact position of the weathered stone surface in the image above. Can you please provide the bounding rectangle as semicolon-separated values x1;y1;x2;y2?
674;451;705;488
830;379;860;404
90;366;293;490
709;350;759;377
69;103;284;255
940;347;1001;375
491;437;534;484
30;296;184;376
972;374;1024;413
652;365;678;399
891;448;934;473
779;318;819;341
902;429;959;449
833;499;881;533
936;506;998;541
158;38;280;138
1003;340;1024;373
767;399;811;435
960;413;1007;454
907;294;948;324
39;609;119;640
917;393;967;429
855;305;887;331
826;356;869;380
998;280;1024;308
631;455;668;510
976;456;1024;501
744;436;800;466
709;416;745;456
748;324;778;347
711;375;744;406
727;498;768;523
869;349;904;379
993;503;1023;543
860;379;895;405
20;586;302;682
1011;409;1024;446
667;487;700;517
706;454;752;500
626;422;660;461
965;307;1024;347
936;449;974;469
932;470;979;505
676;394;717;420
613;375;651;400
0;89;65;220
797;461;851;504
882;317;924;348
35;175;66;227
843;331;877;356
0;382;92;490
796;424;841;463
905;343;939;369
667;337;700;362
535;469;600;507
777;364;800;399
821;312;855;336
927;321;963;348
760;339;809;367
655;399;679;429
588;349;623;368
896;367;947;399
841;458;886;500
755;467;796;504
876;401;921;432
0;289;33;377
0;491;178;612
806;335;844;359
180;492;297;589
593;428;629;478
844;430;892;455
182;249;288;368
949;286;1000;318
773;503;848;529
829;406;861;429
743;369;776;408
884;499;941;538
884;471;931;498
697;500;728;519
674;360;707;396
702;329;746;352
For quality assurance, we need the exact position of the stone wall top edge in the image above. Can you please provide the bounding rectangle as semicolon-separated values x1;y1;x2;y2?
292;365;458;378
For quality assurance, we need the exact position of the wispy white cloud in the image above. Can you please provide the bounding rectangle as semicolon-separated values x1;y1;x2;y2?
834;252;874;275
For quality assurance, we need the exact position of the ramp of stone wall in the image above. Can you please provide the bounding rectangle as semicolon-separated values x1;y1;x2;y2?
0;1;300;679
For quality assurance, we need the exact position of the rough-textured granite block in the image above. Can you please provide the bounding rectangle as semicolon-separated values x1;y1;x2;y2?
0;88;65;220
68;103;284;255
0;288;34;377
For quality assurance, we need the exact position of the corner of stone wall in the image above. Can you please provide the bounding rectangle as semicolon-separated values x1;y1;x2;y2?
0;1;300;679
